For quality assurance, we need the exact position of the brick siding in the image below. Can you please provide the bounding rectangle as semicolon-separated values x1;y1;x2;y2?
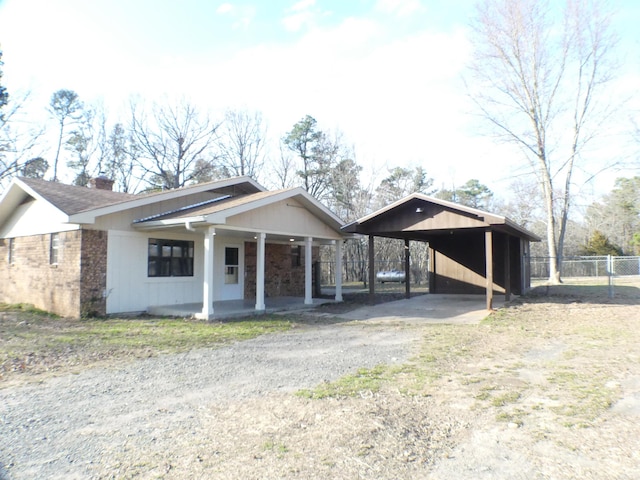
79;230;108;317
244;242;319;299
0;229;108;318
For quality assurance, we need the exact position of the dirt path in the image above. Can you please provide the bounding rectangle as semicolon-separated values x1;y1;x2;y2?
0;321;420;479
2;291;640;479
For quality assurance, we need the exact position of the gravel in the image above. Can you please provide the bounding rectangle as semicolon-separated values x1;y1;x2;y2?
0;320;419;479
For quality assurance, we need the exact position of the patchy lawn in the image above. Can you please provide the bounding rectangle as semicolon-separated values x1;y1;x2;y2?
0;303;292;385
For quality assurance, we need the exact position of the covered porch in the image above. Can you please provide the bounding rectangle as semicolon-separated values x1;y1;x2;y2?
133;187;349;320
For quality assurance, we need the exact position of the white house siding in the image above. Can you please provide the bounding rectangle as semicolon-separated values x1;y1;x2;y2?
227;199;342;240
105;230;245;314
0;199;79;238
106;230;204;314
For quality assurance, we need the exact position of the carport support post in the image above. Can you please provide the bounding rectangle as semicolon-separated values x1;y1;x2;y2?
199;227;215;320
404;238;410;299
504;237;511;302
485;228;493;310
334;240;343;302
368;234;375;302
255;232;266;311
304;236;313;305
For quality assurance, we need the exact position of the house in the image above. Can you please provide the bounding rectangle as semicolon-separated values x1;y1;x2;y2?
0;176;346;318
342;193;540;309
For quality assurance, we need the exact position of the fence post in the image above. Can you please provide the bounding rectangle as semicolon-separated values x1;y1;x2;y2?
607;254;613;299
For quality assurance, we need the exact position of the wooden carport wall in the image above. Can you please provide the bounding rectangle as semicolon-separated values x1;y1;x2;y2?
343;194;540;310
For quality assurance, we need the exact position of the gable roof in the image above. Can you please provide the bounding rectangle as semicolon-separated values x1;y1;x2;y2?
18;177;134;215
0;176;266;227
133;187;346;233
343;192;540;242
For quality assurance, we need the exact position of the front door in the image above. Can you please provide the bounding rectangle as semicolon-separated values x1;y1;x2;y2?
221;244;244;300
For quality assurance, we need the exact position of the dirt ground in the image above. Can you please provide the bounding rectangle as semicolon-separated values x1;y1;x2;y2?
138;291;640;480
2;283;640;479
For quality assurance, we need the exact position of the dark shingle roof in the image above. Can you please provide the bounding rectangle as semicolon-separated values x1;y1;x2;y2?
19;177;134;215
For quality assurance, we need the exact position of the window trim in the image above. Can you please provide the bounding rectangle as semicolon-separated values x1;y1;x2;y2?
147;238;194;278
50;233;60;265
8;238;14;265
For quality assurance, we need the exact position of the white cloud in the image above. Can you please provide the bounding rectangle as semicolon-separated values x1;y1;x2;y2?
282;0;322;32
289;0;316;12
282;12;312;32
216;3;233;14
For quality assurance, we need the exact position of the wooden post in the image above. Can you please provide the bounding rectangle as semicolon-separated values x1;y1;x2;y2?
334;240;343;302
368;234;375;303
404;238;410;299
504;236;511;302
255;232;266;311
198;227;215;320
485;229;493;310
305;236;313;305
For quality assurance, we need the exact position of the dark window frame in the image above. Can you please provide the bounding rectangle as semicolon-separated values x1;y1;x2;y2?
148;238;194;277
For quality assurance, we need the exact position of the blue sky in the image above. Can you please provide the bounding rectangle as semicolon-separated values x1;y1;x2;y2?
0;0;638;198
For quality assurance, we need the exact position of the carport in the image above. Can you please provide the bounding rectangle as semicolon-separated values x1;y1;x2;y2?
342;193;540;310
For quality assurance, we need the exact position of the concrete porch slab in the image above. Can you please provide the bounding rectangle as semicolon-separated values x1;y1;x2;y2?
334;294;506;325
147;297;334;320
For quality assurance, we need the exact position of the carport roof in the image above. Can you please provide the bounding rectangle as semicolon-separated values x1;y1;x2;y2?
342;193;540;242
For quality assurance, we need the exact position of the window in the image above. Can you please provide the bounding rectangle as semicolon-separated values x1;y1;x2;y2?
224;247;239;284
8;238;15;265
148;239;194;277
50;233;60;265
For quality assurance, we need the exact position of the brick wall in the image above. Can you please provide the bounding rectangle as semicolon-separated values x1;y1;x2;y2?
0;231;83;317
80;230;108;317
244;242;319;299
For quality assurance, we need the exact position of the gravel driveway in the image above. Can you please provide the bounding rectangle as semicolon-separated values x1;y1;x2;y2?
0;320;419;479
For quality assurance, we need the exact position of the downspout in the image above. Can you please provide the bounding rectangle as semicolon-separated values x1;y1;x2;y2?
185;221;196;232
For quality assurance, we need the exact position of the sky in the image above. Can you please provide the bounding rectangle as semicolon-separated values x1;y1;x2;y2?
0;0;639;203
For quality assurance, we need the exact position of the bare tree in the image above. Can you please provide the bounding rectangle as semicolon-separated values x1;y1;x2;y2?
130;98;220;190
467;0;617;283
271;141;298;190
217;109;266;180
48;89;83;182
0;91;45;187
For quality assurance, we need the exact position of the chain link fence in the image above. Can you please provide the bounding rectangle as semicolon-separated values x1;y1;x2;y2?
531;256;640;279
531;256;640;297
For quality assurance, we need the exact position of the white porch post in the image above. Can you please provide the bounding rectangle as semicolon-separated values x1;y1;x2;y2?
304;236;313;305
198;227;215;320
334;240;343;302
255;232;266;311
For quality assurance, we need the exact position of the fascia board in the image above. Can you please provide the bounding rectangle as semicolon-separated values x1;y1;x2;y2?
133;216;207;229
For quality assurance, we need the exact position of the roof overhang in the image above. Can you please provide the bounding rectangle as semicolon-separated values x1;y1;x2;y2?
342;193;540;242
0;178;71;229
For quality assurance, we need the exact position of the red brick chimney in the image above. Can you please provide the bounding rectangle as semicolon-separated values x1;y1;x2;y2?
90;175;115;191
